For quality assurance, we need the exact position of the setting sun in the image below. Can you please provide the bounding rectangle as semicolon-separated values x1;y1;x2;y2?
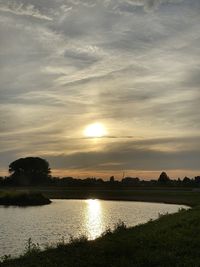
84;123;107;138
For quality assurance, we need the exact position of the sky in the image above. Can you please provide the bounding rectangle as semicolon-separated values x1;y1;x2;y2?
0;0;200;179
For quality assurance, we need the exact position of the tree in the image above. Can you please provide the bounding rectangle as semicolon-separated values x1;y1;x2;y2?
195;176;200;184
121;177;140;185
109;176;115;183
0;177;3;185
8;157;51;185
158;172;171;184
183;176;191;185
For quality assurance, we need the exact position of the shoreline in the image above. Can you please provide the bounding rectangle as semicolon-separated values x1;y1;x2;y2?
1;206;199;267
1;187;200;266
0;199;189;259
1;186;199;207
0;192;51;207
51;197;192;208
0;188;200;267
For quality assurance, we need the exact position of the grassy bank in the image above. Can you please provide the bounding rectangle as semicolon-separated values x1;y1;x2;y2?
0;191;51;206
1;186;200;206
1;206;200;267
1;187;200;266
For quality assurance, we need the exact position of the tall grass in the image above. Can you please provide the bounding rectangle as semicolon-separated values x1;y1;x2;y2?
2;207;200;267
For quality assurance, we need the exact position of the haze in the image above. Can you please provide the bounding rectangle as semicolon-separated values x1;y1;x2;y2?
0;0;200;179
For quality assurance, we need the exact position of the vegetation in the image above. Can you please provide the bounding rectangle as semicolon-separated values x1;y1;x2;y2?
1;157;200;266
5;157;51;186
0;187;199;266
0;192;51;206
0;157;200;188
158;171;171;183
2;207;200;267
1;186;200;207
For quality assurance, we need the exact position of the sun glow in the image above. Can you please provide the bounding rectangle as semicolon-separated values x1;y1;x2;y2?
84;123;107;138
85;199;103;239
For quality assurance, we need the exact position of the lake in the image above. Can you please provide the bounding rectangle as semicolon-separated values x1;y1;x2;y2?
0;199;188;257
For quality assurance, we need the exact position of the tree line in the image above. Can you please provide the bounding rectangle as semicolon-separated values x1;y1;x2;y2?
0;157;200;187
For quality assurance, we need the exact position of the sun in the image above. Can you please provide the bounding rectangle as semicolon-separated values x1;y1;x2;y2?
84;123;107;138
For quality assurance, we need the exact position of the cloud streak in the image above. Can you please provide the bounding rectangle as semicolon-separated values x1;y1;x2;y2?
0;1;52;20
0;0;199;178
46;136;200;171
124;0;184;11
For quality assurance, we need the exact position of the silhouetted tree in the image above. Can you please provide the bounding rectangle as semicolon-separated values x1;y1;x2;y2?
158;172;171;184
110;176;115;182
122;177;140;185
195;176;200;184
0;177;3;185
183;176;191;185
8;157;51;185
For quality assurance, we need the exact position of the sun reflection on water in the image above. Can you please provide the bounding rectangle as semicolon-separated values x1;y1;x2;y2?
85;199;104;239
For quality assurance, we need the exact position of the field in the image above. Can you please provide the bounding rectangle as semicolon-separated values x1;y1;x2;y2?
1;186;200;206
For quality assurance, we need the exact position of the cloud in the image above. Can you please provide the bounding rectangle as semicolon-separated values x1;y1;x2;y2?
46;136;200;171
64;49;100;69
0;0;199;178
0;1;52;20
117;0;184;12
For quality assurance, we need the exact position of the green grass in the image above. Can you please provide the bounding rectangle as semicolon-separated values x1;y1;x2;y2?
2;207;200;267
0;191;51;206
1;187;200;266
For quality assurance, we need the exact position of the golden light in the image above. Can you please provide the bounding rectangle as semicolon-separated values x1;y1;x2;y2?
85;199;104;239
86;199;101;210
84;123;107;138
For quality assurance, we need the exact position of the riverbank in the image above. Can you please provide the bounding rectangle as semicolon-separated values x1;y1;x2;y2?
1;186;200;206
1;205;200;267
0;192;51;206
1;187;200;267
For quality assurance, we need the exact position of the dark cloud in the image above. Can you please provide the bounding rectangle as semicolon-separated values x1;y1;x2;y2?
46;136;200;171
0;0;199;178
64;49;100;69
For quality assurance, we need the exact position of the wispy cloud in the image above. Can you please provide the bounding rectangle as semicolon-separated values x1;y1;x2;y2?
0;0;199;178
127;0;184;11
0;1;52;20
46;136;200;171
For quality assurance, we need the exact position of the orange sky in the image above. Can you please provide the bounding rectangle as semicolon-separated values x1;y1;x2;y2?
0;0;200;179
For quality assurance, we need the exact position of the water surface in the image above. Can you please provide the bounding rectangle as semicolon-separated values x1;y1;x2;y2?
0;199;188;257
